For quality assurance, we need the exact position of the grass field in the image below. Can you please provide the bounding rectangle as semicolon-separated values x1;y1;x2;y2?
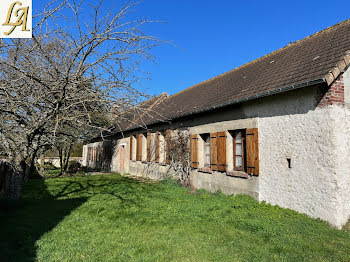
1;174;350;261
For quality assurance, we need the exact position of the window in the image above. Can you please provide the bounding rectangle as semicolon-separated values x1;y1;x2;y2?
233;130;245;171
190;129;259;175
194;133;223;172
204;134;210;167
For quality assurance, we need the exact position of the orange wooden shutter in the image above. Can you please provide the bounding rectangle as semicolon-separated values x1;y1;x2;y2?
210;133;218;171
136;134;142;161
190;134;198;168
246;128;259;175
166;129;172;164
217;131;227;171
155;131;160;163
147;132;151;162
129;136;133;160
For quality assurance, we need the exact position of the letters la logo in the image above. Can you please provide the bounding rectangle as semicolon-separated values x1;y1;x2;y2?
0;0;32;38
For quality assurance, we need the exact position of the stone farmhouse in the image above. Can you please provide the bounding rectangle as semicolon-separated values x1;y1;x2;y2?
83;19;350;228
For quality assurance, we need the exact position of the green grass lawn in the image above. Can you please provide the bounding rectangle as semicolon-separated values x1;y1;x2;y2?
43;168;61;177
1;174;350;262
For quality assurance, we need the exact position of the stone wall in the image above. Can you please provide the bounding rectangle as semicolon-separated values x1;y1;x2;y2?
37;157;82;168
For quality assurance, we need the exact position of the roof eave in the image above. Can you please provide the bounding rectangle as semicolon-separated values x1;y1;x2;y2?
167;78;327;120
121;77;327;134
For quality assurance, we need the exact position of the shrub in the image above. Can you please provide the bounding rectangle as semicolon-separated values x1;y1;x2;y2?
68;160;82;173
43;162;56;170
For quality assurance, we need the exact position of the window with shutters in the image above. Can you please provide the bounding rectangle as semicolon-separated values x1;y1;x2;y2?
196;133;224;172
232;130;246;171
203;134;210;167
228;128;259;176
191;129;258;176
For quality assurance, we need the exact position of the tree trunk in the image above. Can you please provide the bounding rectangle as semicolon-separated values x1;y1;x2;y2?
0;161;11;198
1;160;26;202
25;151;41;181
63;151;70;174
58;148;64;176
58;144;72;176
7;169;22;202
39;153;45;177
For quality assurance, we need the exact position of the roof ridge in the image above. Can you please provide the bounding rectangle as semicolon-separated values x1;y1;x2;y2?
168;18;350;99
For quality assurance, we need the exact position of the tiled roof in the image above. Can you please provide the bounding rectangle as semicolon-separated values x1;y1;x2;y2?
117;19;350;133
111;93;168;134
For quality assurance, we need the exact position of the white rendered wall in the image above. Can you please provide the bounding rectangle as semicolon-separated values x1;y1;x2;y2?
344;67;350;108
247;80;350;228
257;107;340;226
334;68;350;227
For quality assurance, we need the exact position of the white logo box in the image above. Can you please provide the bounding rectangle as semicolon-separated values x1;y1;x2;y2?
0;0;32;38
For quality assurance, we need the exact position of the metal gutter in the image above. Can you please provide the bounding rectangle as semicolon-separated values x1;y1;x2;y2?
173;78;326;119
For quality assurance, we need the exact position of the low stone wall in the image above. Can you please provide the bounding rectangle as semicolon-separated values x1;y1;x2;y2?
191;171;259;200
129;161;180;180
37;157;82;168
125;161;259;199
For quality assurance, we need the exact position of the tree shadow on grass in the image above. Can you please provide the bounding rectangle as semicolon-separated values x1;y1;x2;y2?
0;179;87;262
0;175;163;262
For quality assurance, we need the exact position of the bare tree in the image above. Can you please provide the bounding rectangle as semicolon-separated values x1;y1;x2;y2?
0;0;161;200
54;110;109;176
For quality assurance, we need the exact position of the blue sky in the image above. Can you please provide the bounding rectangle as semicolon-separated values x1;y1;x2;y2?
129;0;350;96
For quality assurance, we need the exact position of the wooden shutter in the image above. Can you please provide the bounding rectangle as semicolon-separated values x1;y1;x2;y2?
210;133;218;171
147;132;151;162
136;134;142;161
155;131;160;163
190;134;198;168
246;128;259;175
166;129;172;164
217;131;227;171
129;136;133;160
